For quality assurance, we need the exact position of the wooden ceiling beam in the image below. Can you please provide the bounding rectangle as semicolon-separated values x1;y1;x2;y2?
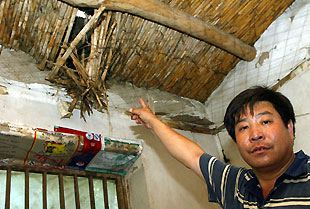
60;0;257;61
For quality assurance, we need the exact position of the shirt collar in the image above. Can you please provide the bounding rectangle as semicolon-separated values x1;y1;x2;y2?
284;150;309;177
244;150;309;200
246;150;309;182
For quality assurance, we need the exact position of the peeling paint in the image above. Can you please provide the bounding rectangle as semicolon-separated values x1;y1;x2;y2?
0;122;10;133
255;51;270;68
272;59;310;90
301;46;310;56
57;100;72;118
130;165;139;174
0;121;35;137
0;84;8;95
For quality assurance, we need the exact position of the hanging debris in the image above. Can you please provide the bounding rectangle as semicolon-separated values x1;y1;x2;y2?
46;5;115;120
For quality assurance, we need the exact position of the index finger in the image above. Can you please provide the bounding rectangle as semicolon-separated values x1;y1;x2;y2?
139;98;148;108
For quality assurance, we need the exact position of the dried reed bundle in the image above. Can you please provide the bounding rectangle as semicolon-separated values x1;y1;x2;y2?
46;5;118;120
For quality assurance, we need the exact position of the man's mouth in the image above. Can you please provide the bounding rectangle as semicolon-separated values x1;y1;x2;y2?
252;146;268;153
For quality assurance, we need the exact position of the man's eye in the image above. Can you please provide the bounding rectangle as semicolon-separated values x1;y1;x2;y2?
262;120;271;125
239;126;248;131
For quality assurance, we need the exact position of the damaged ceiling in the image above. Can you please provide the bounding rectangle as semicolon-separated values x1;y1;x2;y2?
0;0;295;124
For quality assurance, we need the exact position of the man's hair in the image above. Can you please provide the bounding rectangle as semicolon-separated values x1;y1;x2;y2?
224;86;296;141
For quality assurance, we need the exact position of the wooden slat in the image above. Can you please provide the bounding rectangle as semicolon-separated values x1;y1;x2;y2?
115;177;126;209
88;176;96;209
5;168;11;209
0;165;120;179
0;0;11;45
3;0;15;47
23;0;42;52
58;7;78;58
8;0;23;47
31;0;51;59
102;177;109;209
59;173;65;209
12;0;28;48
16;0;30;49
73;175;81;209
47;3;74;66
0;1;6;39
43;171;47;209
37;0;64;62
25;169;30;209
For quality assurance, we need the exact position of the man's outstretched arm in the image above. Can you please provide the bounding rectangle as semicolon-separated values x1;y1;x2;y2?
130;98;205;178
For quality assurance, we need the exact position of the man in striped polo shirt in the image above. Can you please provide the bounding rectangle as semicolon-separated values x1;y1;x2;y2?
130;86;310;208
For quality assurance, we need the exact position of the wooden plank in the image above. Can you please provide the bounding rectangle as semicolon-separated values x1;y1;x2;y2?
8;0;24;47
0;1;5;36
3;0;16;47
17;0;30;49
23;0;41;52
39;1;69;69
0;0;11;45
48;4;73;62
58;7;78;58
32;0;56;60
13;0;28;48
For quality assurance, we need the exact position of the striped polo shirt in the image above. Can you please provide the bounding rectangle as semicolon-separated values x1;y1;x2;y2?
199;150;310;209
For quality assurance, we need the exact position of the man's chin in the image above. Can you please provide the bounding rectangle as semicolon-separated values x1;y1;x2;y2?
246;157;273;170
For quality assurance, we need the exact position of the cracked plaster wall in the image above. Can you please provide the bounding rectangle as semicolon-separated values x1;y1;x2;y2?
0;49;220;209
206;0;310;168
205;0;310;125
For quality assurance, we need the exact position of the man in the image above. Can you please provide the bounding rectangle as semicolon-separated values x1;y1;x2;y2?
130;86;310;208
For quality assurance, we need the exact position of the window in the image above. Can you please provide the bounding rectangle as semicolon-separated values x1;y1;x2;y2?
0;166;128;209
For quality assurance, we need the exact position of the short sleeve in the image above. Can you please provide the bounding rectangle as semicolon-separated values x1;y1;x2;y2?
199;153;242;207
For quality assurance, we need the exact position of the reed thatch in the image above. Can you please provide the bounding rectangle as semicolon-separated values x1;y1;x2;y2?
0;0;295;121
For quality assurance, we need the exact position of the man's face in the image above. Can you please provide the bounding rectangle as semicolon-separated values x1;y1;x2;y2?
234;101;295;172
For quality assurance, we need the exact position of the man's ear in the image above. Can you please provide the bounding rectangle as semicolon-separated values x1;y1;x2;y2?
287;120;295;140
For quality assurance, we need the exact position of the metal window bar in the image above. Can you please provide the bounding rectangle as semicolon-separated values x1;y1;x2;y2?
0;166;128;209
5;168;11;209
103;177;109;209
88;176;95;209
43;171;47;209
59;173;65;209
25;169;29;209
74;174;81;209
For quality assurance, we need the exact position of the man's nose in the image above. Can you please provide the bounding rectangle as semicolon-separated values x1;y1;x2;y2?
249;126;264;141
